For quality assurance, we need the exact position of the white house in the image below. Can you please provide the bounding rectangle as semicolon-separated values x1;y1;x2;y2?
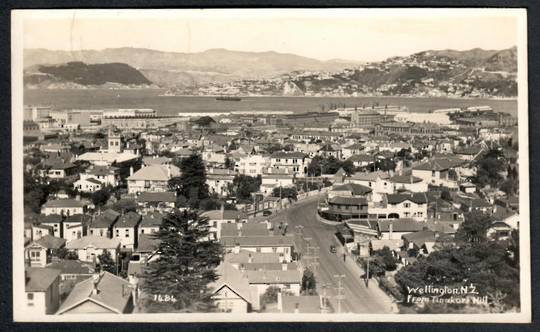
269;151;310;178
389;174;428;193
127;164;180;194
73;178;103;193
41;199;87;217
235;154;270;176
112;212;142;250
65;235;121;263
349;171;393;202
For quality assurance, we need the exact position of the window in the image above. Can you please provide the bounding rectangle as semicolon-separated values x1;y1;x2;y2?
404;203;411;208
141;229;145;234
256;247;261;253
27;293;34;300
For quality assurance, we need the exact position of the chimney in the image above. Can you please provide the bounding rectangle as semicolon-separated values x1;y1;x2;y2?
389;222;393;240
281;263;288;271
220;204;225;220
92;273;101;295
129;166;134;176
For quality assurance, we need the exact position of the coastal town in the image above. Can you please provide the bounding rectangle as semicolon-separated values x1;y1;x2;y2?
22;102;520;315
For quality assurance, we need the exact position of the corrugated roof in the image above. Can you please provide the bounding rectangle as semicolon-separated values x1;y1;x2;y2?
66;235;121;249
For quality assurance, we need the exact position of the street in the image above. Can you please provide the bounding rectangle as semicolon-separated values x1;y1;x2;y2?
270;196;395;314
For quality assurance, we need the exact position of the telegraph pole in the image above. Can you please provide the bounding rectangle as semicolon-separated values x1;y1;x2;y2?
333;274;346;314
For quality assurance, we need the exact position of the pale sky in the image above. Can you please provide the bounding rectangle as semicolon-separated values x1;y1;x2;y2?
18;9;521;62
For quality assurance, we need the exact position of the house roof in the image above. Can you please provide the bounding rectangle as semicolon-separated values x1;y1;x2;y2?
66;235;121;249
86;166;119;176
47;260;94;275
221;223;240;237
387;193;428;205
378;219;426;233
350;171;390;181
370;239;403;251
347;154;374;163
115;212;142;228
201;210;247;221
42;199;86;209
142;156;172;166
270;151;308;159
25;267;61;292
210;263;252;303
85;178;103;185
402;230;438;247
328;196;368;206
281;295;321;313
39;214;64;224
137;191;176;203
34;235;66;249
139;212;164;228
390;174;423;184
413;158;464;171
244;269;302;284
332;183;372;196
56;271;132;314
136;234;161;253
225;250;281;264
240;223;270;237
220;235;295;247
64;214;91;224
127;165;180;181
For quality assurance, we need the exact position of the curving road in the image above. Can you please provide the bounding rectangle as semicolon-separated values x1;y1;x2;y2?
271;196;395;314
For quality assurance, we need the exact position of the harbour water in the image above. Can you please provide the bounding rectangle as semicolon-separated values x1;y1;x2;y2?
23;89;518;116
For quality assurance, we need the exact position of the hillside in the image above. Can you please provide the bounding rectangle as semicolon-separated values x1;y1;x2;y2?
287;47;518;97
23;47;362;86
24;61;153;88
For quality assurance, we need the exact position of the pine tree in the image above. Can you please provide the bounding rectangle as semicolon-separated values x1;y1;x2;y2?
141;209;222;312
170;153;209;209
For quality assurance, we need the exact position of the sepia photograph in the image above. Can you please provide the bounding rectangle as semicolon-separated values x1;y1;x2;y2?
11;8;530;323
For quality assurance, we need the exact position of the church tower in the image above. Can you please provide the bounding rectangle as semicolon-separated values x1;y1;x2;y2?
107;129;123;153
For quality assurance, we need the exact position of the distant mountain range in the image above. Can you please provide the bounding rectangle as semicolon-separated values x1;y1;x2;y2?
23;47;363;87
23;47;517;97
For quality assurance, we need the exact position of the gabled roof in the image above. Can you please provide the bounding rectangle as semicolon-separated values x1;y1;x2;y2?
347;154;375;163
56;271;132;314
210;263;252;303
139;212;164;228
402;230;438;247
25;267;61;292
387;193;428;205
39;214;64;224
127;165;180;181
115;212;142;228
66;235;121;249
34;235;66;249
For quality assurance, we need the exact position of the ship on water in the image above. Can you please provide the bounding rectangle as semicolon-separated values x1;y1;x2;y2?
216;95;242;101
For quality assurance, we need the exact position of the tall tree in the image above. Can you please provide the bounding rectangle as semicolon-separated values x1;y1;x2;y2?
141;210;222;312
456;211;492;244
170;153;209;209
97;250;117;274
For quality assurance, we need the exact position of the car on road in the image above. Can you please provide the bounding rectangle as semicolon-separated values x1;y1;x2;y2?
330;245;337;253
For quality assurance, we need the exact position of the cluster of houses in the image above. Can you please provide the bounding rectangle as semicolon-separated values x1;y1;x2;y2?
22;103;518;315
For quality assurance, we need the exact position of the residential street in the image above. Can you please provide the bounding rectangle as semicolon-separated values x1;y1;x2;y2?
269;196;395;314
